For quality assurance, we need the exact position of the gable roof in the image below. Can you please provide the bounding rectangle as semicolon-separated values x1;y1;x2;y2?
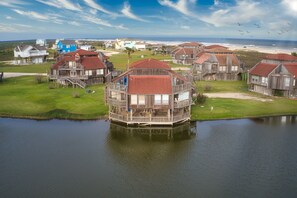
67;49;98;56
194;53;213;64
249;62;279;77
174;48;194;56
265;53;297;61
283;63;297;77
128;75;172;94
81;56;105;69
205;45;228;49
205;48;233;54
129;58;171;70
179;42;202;47
215;54;239;66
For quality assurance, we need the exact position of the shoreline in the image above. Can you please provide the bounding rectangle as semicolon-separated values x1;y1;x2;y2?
1;113;296;122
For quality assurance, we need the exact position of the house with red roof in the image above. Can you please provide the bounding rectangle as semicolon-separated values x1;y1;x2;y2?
49;49;113;88
171;42;204;65
248;54;297;97
106;58;192;125
192;52;242;81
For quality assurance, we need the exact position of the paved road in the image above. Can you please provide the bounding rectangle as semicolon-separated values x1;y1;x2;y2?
2;72;47;78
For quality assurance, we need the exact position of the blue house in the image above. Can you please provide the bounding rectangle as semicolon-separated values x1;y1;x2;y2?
57;40;77;53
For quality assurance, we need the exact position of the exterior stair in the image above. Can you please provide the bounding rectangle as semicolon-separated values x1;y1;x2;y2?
64;77;86;89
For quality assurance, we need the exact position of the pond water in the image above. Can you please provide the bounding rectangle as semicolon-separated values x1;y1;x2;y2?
0;116;297;198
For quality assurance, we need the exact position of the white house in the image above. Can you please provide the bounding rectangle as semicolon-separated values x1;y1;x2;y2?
79;45;93;51
36;39;47;47
14;45;49;65
114;39;137;50
135;42;146;50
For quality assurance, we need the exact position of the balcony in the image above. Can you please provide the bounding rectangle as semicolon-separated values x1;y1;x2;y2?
174;99;191;108
108;83;127;92
173;83;192;93
107;98;126;107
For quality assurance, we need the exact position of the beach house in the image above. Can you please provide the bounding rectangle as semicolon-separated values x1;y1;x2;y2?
248;53;297;97
57;40;77;53
171;42;204;65
14;45;49;65
192;46;241;81
49;49;110;88
105;59;193;125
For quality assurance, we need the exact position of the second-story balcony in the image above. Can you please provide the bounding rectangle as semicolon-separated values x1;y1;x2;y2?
174;99;191;108
108;83;127;92
173;83;192;93
107;98;127;107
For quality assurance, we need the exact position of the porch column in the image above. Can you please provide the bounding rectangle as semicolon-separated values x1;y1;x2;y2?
168;109;170;121
130;109;133;121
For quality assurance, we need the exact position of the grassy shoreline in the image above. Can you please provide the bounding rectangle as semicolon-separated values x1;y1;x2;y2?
1;76;297;122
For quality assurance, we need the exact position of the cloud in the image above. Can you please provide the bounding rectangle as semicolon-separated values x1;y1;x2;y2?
13;9;64;24
181;25;190;29
201;0;264;27
0;0;27;8
90;9;97;15
121;2;149;22
68;21;81;26
83;0;113;15
281;0;297;17
5;16;13;20
82;15;113;27
0;23;31;32
158;0;196;17
36;0;81;11
116;24;128;30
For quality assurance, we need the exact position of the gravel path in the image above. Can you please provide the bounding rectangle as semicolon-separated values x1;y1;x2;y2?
204;92;273;102
3;72;47;78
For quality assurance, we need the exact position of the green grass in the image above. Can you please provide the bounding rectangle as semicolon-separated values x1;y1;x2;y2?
0;76;108;120
109;50;171;70
195;80;248;93
0;62;52;73
235;50;267;69
192;98;297;120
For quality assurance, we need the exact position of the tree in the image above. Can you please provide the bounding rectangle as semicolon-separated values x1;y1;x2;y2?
124;47;135;70
291;52;297;57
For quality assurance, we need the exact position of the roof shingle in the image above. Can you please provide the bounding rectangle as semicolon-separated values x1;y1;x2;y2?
249;62;279;77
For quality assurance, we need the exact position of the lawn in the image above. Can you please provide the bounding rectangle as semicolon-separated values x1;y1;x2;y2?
195;80;248;93
0;76;107;120
0;61;52;73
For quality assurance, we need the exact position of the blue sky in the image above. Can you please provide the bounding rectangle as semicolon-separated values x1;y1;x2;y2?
0;0;296;41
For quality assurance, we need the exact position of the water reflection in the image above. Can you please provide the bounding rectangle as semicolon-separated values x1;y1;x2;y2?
251;115;297;125
109;121;196;142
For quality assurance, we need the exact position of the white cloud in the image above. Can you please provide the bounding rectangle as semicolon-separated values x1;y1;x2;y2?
181;25;190;29
82;15;113;27
116;24;128;30
83;0;113;15
13;9;49;20
158;0;196;17
90;9;97;15
68;21;80;26
201;0;264;27
282;0;297;17
36;0;81;11
5;16;13;20
214;0;219;6
121;2;148;22
13;9;64;24
0;0;27;8
0;23;31;32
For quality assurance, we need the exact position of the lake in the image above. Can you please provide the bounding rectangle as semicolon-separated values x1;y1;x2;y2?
0;116;297;198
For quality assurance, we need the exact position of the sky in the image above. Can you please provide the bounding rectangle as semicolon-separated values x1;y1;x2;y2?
0;0;297;41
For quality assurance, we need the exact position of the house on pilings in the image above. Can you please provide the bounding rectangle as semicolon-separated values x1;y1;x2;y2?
105;59;193;125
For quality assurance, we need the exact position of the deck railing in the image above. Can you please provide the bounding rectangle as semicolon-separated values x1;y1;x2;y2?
174;99;191;108
108;83;127;92
173;83;192;93
107;98;127;107
109;112;190;124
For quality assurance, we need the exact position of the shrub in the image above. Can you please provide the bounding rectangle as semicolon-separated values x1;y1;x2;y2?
195;93;207;104
35;75;43;84
204;84;212;92
48;83;56;89
72;91;80;98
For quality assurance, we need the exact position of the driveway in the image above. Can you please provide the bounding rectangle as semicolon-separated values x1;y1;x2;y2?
204;92;273;102
3;72;47;78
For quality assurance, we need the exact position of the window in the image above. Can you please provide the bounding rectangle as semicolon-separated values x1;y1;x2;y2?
162;94;169;104
111;91;117;99
131;95;137;105
219;66;226;72
53;70;56;75
138;95;145;105
96;69;104;75
252;75;259;82
85;70;92;76
231;66;238;71
284;77;290;87
294;79;296;87
261;77;268;85
179;92;189;101
154;95;161;105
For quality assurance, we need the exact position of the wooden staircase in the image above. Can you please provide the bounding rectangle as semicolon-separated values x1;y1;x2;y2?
64;77;86;89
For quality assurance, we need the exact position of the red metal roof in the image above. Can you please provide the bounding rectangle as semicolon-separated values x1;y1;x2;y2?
67;49;98;56
215;54;239;66
128;75;172;94
283;63;297;77
205;45;228;49
129;59;171;70
81;57;105;69
265;53;297;61
174;48;194;56
179;42;202;47
249;62;279;77
194;53;212;64
205;48;233;53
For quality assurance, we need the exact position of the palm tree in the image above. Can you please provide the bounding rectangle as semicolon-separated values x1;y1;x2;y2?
124;47;135;70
